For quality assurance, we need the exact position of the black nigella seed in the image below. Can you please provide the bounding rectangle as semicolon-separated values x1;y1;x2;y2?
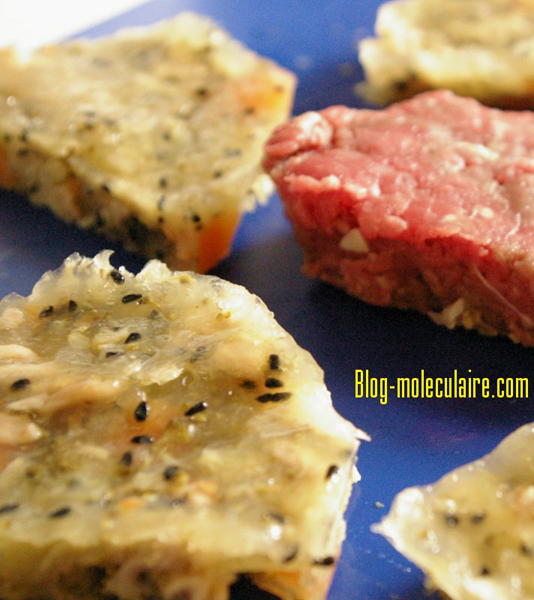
49;507;71;519
196;87;208;97
471;512;486;525
122;294;143;304
326;465;339;480
11;378;30;392
213;170;223;179
101;183;111;193
269;354;280;370
68;300;78;312
265;377;283;388
241;380;257;390
521;543;533;556
283;546;299;563
125;332;141;344
39;305;54;318
191;213;201;223
120;451;133;466
267;511;285;524
480;567;491;576
256;392;292;403
110;269;125;284
105;351;120;358
313;556;335;567
445;515;460;527
184;402;208;417
0;503;19;515
131;435;155;444
159;177;167;189
163;466;180;481
134;401;149;422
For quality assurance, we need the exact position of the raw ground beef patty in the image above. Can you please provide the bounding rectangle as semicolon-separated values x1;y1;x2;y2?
264;90;534;346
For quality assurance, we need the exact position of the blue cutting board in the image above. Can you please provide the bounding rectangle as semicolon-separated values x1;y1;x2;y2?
1;2;533;599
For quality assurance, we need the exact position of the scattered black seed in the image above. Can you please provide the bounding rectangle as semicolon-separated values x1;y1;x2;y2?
101;183;111;193
521;543;533;556
20;130;28;143
159;177;167;189
11;378;30;391
85;110;97;118
196;87;208;97
137;570;150;584
110;269;125;284
162;131;172;141
256;392;292;403
313;556;335;567
158;216;164;224
120;451;133;466
269;354;280;370
283;546;299;563
326;465;339;480
125;216;150;246
49;507;71;519
93;211;106;229
184;401;208;417
213;170;223;179
241;380;257;390
471;512;486;525
131;435;155;444
265;377;283;388
191;213;201;223
105;351;120;358
480;567;491;576
84;121;95;130
266;511;285;524
243;107;256;115
39;305;54;318
171;497;187;507
134;401;149;422
125;332;141;344
445;515;460;527
68;300;78;312
0;503;19;515
17;149;29;157
190;346;207;362
122;293;143;304
395;80;408;92
28;183;39;194
163;465;180;481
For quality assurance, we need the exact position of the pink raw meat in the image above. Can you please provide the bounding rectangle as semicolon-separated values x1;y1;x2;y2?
264;91;534;345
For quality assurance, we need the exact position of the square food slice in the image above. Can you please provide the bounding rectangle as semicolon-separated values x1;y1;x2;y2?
358;0;534;108
264;90;534;346
0;251;366;600
377;423;534;600
0;14;295;272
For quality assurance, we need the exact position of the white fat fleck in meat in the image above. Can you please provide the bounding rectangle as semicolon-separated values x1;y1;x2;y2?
339;228;370;254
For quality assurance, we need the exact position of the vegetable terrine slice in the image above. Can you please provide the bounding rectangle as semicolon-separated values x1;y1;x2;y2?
0;251;365;600
0;14;295;272
264;90;534;345
358;0;534;108
377;423;534;600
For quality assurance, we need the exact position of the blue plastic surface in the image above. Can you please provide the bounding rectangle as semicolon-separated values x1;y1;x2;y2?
1;2;533;598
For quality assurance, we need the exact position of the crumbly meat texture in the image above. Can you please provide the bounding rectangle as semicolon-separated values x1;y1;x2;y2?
377;422;534;600
358;0;534;107
264;90;534;346
0;251;365;600
0;14;295;272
